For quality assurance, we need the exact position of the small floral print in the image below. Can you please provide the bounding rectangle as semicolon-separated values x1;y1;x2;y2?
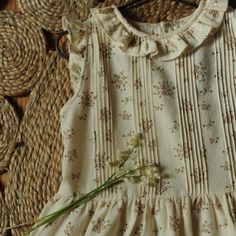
222;111;236;124
219;220;228;228
106;129;113;142
121;96;132;105
154;179;172;195
153;81;175;98
71;172;80;180
151;204;160;215
139;119;154;132
100;107;111;122
111;72;128;92
170;120;179;133
119;223;128;235
209;137;220;144
148;139;158;150
202;120;216;129
206;9;219;18
181;99;194;112
78;114;87;120
165;39;176;53
220;161;231;171
88;208;95;217
133;224;143;236
200;87;213;96
201;220;213;234
225;35;236;50
198;101;211;111
95;152;110;171
174;166;185;174
134;200;145;214
78;91;97;108
154;104;165;111
176;58;184;68
62;129;75;140
150;62;165;73
99;42;115;58
133;79;142;89
64;222;75;236
64;149;78;161
193;62;207;81
91;218;111;233
222;146;231;155
190;167;208;184
181;29;194;39
97;67;105;79
119;110;132;120
173;143;192;160
169;216;180;231
193;198;209;213
152;225;162;234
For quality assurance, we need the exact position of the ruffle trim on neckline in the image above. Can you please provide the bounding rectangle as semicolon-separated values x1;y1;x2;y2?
90;0;228;61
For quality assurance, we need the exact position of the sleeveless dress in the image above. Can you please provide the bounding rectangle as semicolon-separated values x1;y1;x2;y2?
30;0;236;235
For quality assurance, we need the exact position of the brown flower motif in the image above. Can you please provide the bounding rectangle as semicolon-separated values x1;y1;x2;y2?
169;216;180;231
173;143;192;160
153;81;175;98
91;218;111;233
193;62;207;81
78;91;97;108
64;149;78;161
139;119;153;132
119;110;132;120
201;220;213;234
100;107;111;122
111;72;128;91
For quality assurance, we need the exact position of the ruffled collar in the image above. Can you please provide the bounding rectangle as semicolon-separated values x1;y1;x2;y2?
90;0;228;61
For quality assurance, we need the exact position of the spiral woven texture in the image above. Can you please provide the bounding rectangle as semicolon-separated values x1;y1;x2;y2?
4;52;72;236
0;11;46;96
0;96;19;170
18;0;95;32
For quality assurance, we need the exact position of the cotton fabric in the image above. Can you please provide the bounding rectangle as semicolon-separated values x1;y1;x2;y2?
30;0;236;235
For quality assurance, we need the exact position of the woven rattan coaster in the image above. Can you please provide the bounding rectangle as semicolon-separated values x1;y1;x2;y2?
4;52;72;236
18;0;95;32
0;11;46;96
0;96;19;171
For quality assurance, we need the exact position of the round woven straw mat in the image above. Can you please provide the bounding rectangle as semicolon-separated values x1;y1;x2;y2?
18;0;96;32
18;0;200;32
0;96;19;171
0;11;46;97
4;52;72;236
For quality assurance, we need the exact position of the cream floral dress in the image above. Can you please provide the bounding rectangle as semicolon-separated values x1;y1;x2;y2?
30;0;236;235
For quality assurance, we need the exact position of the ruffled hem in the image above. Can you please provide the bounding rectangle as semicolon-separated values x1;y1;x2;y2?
90;0;228;61
29;190;236;236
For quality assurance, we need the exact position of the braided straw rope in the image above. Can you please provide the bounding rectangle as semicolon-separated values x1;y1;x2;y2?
0;11;46;96
99;0;201;22
18;0;96;32
0;96;19;171
4;52;72;236
0;192;9;236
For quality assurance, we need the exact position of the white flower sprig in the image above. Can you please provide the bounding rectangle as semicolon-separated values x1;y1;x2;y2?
3;133;161;236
